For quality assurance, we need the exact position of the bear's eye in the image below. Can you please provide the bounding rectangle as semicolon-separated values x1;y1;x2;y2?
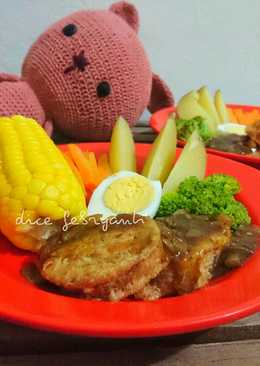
97;81;111;98
63;24;77;37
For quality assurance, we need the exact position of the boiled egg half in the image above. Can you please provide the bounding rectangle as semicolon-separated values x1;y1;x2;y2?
217;123;246;136
88;171;162;218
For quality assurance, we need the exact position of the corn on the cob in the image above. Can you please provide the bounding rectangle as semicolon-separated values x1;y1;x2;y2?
0;115;87;252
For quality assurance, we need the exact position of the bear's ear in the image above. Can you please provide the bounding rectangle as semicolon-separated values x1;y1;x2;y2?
109;1;139;33
147;74;174;113
0;73;20;83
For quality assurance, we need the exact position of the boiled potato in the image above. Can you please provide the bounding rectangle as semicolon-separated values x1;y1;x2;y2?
177;91;217;135
109;116;136;173
163;130;206;193
142;114;177;183
215;90;229;123
198;86;220;124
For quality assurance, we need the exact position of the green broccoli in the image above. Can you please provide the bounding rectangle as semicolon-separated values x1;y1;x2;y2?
157;175;250;230
204;174;240;195
176;116;213;142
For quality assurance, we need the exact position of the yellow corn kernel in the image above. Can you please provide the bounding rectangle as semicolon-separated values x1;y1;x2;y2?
56;180;69;193
29;179;46;195
0;180;11;198
11;186;27;200
41;185;59;201
59;193;72;210
23;194;40;210
37;200;65;220
33;172;53;184
7;198;22;213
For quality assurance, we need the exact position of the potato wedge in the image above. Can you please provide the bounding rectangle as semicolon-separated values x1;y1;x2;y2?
198;86;220;125
177;91;217;135
215;90;229;123
142;114;177;183
163;130;206;193
109;117;136;173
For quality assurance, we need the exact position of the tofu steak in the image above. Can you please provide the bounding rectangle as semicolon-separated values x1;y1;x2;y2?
39;215;168;301
136;210;232;300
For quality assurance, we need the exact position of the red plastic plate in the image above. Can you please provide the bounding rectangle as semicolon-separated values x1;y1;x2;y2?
150;105;260;168
0;143;259;338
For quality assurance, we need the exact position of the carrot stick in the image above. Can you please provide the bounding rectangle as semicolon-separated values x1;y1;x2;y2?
228;108;237;123
233;109;245;124
67;144;96;191
63;152;86;196
246;110;260;125
98;154;112;181
88;152;99;183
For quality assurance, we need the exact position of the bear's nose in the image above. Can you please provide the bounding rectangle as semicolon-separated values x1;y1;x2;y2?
73;50;89;71
64;50;89;74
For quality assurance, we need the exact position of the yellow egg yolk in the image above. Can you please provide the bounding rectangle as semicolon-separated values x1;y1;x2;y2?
103;176;155;213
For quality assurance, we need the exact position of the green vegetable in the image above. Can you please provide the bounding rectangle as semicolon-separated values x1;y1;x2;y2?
176;116;213;142
157;174;250;230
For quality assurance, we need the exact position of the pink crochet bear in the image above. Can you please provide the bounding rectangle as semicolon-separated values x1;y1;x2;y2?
0;1;173;140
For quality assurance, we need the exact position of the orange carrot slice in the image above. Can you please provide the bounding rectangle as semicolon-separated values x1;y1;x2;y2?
88;152;100;183
98;154;112;181
67;144;96;191
246;110;260;125
63;152;86;196
228;108;237;123
233;109;245;124
83;151;100;185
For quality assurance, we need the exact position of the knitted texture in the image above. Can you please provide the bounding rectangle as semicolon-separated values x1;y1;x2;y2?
0;2;174;140
22;3;153;140
0;74;46;125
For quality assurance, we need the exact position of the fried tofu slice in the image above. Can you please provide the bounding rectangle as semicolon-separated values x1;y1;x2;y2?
136;211;232;300
39;215;168;301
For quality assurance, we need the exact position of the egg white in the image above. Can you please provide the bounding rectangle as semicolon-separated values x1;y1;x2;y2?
87;171;162;218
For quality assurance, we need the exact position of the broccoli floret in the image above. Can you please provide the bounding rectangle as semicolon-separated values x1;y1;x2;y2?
157;175;250;230
176;116;213;142
204;174;240;195
221;198;251;230
157;192;179;217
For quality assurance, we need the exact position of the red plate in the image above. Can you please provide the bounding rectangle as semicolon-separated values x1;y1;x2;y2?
150;105;260;168
0;143;259;338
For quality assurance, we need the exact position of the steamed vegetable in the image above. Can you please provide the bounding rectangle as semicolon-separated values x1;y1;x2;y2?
0;116;86;251
214;90;229;123
67;146;112;196
198;86;220;124
97;154;112;181
142;114;177;183
163;130;206;193
230;108;260;126
176;116;212;142
157;174;250;230
109;116;136;173
228;108;238;123
177;90;218;135
63;152;86;195
68;144;97;191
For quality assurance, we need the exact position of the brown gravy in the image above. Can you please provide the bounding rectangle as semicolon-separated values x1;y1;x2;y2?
156;211;230;256
219;224;260;268
207;134;260;156
21;214;260;298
